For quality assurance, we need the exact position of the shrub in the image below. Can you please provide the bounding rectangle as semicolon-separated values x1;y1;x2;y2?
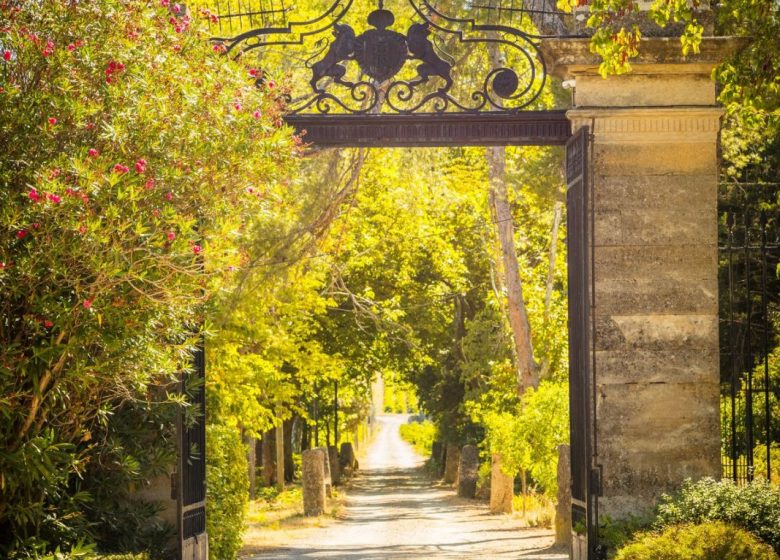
399;421;437;456
654;478;780;553
206;425;249;560
0;0;296;555
614;521;779;560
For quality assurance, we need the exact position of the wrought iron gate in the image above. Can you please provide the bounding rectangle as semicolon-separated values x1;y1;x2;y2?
177;344;208;560
566;126;599;557
719;183;779;484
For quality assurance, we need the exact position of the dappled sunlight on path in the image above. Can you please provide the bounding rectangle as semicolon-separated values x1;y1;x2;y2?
243;414;568;559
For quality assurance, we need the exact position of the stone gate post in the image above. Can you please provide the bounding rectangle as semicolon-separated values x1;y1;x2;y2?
542;37;742;517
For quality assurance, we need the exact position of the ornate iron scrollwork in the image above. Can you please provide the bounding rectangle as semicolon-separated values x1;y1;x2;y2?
209;1;551;115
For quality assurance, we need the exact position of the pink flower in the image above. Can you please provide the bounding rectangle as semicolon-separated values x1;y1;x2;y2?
43;320;53;328
212;43;226;54
48;117;57;125
28;189;41;202
88;148;99;158
65;187;75;196
135;159;147;174
192;244;202;255
48;193;62;204
145;178;155;190
79;224;87;234
266;79;276;89
253;110;262;119
233;102;242;112
161;0;170;6
249;68;258;77
2;50;11;61
164;191;173;201
173;3;182;14
83;299;93;309
246;187;254;194
113;164;129;174
85;122;96;130
67;43;76;52
42;40;54;57
167;231;176;241
16;229;27;239
31;222;40;229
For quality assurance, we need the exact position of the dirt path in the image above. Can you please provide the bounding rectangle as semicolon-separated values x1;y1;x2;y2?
245;414;568;559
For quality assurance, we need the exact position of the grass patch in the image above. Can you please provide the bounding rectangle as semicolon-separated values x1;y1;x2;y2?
512;492;555;529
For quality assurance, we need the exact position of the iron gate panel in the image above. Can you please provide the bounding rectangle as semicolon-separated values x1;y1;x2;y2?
566;125;598;557
719;184;779;484
178;344;208;559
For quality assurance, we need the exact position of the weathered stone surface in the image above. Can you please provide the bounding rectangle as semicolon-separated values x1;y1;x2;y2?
316;446;333;498
340;442;357;476
302;448;326;516
555;445;572;547
328;445;341;486
457;445;479;498
489;454;513;514
443;443;460;485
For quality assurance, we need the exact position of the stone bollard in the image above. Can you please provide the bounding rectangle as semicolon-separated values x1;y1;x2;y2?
555;444;572;547
443;443;460;484
316;447;333;498
457;445;479;498
328;445;341;486
490;453;514;514
301;448;326;516
431;440;443;469
339;442;357;477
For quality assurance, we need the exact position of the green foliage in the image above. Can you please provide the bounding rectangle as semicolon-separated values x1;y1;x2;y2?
598;515;653;554
206;425;249;560
0;0;296;555
399;421;437;457
477;381;569;498
614;521;779;560
653;478;780;553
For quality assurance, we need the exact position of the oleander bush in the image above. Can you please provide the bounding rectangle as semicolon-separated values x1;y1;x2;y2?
614;521;779;560
0;0;297;556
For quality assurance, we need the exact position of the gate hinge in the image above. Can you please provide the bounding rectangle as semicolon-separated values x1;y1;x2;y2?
591;465;603;497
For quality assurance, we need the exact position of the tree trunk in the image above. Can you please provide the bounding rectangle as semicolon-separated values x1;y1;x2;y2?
487;146;539;395
540;200;563;379
284;418;295;482
261;429;276;487
275;423;285;491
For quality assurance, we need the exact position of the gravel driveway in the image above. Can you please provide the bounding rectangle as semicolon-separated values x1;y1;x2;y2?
246;414;569;560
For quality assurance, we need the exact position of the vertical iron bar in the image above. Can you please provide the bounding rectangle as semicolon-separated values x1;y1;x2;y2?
728;211;738;482
745;211;754;482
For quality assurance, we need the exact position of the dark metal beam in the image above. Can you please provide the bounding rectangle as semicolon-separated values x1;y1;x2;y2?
284;111;571;148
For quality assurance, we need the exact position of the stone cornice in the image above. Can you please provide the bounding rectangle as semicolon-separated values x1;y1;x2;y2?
567;107;724;144
541;37;749;79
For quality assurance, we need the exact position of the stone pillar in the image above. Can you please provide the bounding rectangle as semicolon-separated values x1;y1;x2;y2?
301;448;326;516
457;445;479;498
340;442;356;476
443;443;460;485
541;37;741;517
316;446;333;498
328;445;341;486
555;444;572;547
490;453;514;514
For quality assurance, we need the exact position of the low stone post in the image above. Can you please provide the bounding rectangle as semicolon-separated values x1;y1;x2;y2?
431;440;443;470
301;448;326;516
340;442;356;476
457;445;479;498
490;453;514;514
328;445;341;486
316;447;333;498
555;444;572;547
443;443;460;484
